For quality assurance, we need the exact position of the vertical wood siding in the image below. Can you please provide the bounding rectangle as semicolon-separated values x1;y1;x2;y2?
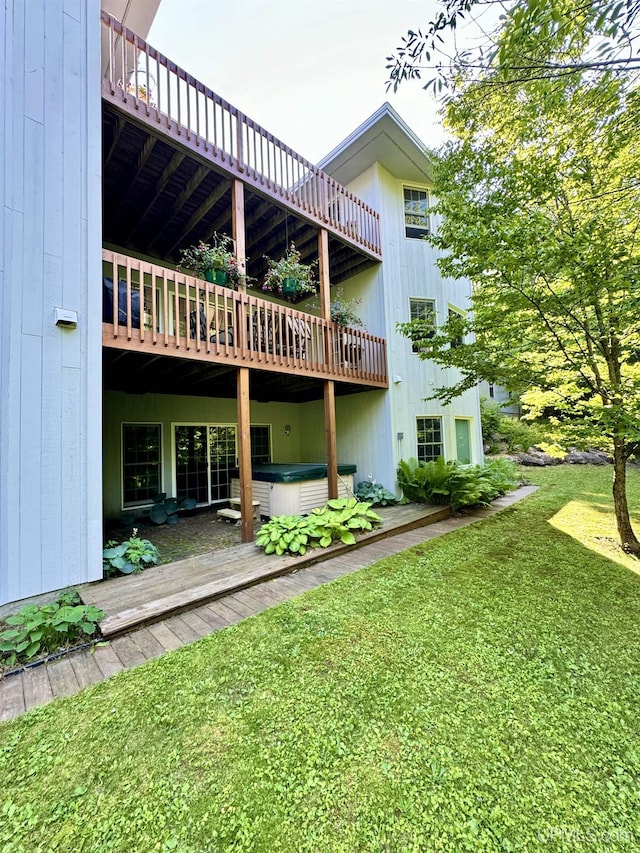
0;0;102;605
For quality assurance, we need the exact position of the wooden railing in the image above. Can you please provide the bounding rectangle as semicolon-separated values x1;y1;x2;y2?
100;12;382;258
102;250;388;386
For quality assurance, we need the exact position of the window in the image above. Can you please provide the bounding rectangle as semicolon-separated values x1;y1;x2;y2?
403;187;430;239
416;417;443;463
409;298;435;353
250;425;271;465
122;423;162;506
448;307;464;348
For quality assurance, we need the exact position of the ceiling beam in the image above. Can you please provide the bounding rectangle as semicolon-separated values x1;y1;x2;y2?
127;150;186;242
148;164;209;251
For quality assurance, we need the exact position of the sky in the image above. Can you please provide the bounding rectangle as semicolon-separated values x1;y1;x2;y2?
147;0;448;165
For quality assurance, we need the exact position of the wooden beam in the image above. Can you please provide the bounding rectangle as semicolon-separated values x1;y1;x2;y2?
318;228;331;319
168;180;230;254
128;151;186;241
103;116;126;171
231;179;247;281
324;379;338;499
237;367;254;542
148;165;209;250
111;136;157;222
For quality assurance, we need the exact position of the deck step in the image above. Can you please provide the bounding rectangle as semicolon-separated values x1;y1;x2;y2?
97;505;452;638
216;508;242;523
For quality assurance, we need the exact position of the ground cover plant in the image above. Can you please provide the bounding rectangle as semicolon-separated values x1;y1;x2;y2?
102;531;160;577
256;498;382;556
1;466;640;850
397;456;519;510
0;591;104;671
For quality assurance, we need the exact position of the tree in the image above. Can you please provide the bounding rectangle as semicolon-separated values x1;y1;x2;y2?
386;0;640;95
395;1;640;554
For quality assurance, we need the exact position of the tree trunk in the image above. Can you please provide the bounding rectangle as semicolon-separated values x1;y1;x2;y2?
612;438;640;555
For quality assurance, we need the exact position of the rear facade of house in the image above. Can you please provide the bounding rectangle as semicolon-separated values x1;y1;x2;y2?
0;0;482;608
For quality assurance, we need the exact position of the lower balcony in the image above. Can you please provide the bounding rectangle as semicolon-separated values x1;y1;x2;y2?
102;249;388;400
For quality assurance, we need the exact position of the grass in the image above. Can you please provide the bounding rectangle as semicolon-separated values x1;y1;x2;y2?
2;466;640;852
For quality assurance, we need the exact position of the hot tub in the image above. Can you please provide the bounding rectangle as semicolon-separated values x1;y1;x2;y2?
231;463;356;517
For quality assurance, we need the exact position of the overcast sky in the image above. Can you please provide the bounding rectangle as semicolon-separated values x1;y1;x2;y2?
148;0;447;164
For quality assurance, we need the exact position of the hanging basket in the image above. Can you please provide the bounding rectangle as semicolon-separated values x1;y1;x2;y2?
205;268;230;286
281;277;299;295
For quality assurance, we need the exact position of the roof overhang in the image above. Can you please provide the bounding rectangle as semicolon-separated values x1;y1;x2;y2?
101;0;161;39
318;102;433;187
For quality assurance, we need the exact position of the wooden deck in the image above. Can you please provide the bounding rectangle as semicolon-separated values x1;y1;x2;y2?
0;488;537;722
82;503;451;637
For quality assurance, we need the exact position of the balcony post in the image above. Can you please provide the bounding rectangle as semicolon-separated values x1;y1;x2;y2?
237;367;254;542
324;380;338;500
318;228;330;319
232;179;246;288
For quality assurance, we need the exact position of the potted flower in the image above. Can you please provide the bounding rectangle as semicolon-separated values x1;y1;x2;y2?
330;289;363;327
178;233;242;287
260;243;317;299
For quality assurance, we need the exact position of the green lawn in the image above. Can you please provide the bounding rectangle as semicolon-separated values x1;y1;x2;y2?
2;466;640;852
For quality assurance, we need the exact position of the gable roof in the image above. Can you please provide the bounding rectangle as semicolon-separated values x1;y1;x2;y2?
318;102;433;186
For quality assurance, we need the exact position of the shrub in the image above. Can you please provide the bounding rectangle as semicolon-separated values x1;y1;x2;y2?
255;515;317;556
397;457;519;510
103;531;159;577
0;592;104;669
354;478;397;506
480;396;546;452
256;498;382;556
308;498;382;547
479;396;503;442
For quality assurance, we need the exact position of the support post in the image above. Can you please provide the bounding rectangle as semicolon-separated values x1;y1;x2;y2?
324;379;338;499
318;228;330;319
232;179;246;288
237;367;254;542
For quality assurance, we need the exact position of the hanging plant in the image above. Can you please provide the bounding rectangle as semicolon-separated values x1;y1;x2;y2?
178;233;244;286
258;243;317;298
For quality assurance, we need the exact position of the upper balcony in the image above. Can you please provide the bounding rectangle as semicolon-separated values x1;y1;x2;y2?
100;12;381;285
102;249;388;402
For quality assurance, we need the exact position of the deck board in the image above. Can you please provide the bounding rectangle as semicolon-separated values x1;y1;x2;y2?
84;503;451;637
22;667;54;709
47;659;80;699
0;673;25;721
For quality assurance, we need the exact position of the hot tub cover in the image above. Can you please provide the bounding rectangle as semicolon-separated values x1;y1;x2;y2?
251;463;357;483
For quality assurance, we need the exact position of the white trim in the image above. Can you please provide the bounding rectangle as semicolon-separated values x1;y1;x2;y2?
454;417;473;465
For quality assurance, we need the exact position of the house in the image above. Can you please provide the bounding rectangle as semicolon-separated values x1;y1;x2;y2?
0;0;481;608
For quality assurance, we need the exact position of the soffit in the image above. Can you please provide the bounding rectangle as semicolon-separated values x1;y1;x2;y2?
101;0;161;39
318;103;434;188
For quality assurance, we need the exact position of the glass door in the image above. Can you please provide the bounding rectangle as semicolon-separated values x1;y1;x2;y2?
174;425;210;503
208;426;237;501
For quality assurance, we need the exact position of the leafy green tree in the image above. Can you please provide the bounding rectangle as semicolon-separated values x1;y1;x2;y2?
396;1;640;554
386;0;640;94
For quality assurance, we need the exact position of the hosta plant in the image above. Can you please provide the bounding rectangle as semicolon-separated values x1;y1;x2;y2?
354;478;397;506
103;530;159;577
0;591;104;669
255;499;382;557
255;514;317;556
308;498;382;547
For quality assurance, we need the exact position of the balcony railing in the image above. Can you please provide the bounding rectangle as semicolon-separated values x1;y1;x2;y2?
102;250;388;386
100;12;382;258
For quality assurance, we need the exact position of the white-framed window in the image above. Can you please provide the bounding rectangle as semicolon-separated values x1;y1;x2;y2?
172;423;272;505
416;416;443;463
448;306;464;348
403;187;430;239
122;423;162;507
409;298;436;353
